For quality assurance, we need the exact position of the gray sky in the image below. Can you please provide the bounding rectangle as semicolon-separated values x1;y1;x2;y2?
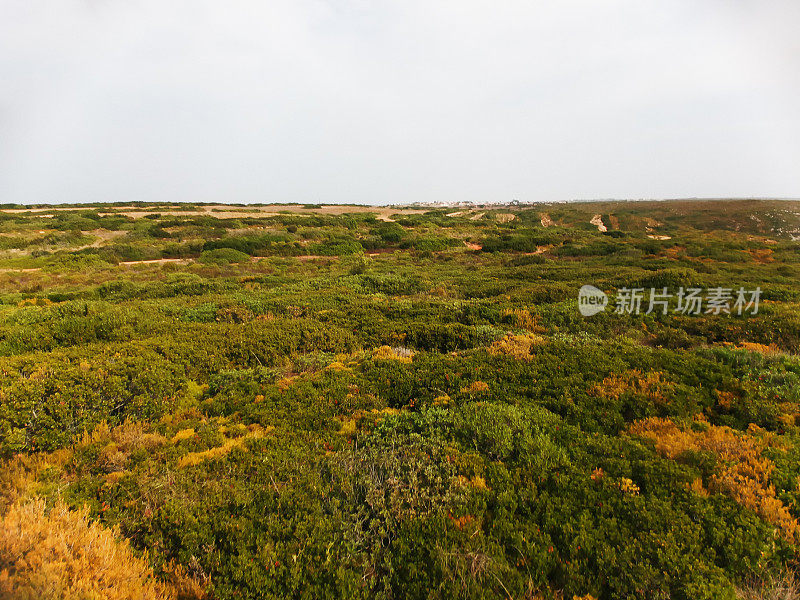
1;1;799;205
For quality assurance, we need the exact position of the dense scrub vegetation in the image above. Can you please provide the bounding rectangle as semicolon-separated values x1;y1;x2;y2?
1;200;799;599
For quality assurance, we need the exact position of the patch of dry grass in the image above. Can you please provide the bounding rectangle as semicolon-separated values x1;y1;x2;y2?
0;498;176;600
177;425;269;468
372;345;415;363
487;333;546;361
736;570;800;600
630;417;798;542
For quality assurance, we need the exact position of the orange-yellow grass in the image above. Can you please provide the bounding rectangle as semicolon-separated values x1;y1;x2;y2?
487;333;546;361
460;380;490;394
734;341;784;355
0;498;175;600
372;346;414;363
170;428;196;443
0;418;209;599
630;417;798;542
593;370;672;404
177;424;269;468
501;308;545;333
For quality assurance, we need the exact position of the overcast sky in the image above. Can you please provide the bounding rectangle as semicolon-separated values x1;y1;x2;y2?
1;1;799;205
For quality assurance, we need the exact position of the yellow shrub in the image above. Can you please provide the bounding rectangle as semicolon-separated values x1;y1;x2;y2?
372;346;414;363
76;421;166;475
0;498;177;600
171;428;196;444
325;361;349;371
277;375;298;390
593;370;672;404
689;477;709;497
487;333;545;361
717;390;736;409
80;420;166;454
177;425;269;468
736;342;782;355
16;298;52;307
470;476;489;490
98;442;127;474
502;308;545;333
370;407;401;422
617;478;640;496
630;417;799;542
104;471;127;484
460;381;489;394
455;475;490;490
336;417;358;438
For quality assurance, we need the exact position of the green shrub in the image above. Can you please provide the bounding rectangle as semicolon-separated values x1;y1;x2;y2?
198;248;251;264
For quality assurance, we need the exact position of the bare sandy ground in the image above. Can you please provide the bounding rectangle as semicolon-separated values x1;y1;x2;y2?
79;229;128;249
590;214;607;232
517;245;553;255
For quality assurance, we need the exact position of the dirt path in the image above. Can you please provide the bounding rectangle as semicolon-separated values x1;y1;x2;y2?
294;255;340;261
119;258;191;266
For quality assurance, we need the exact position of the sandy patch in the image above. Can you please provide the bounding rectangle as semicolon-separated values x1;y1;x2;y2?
83;229;127;249
518;244;553;256
590;214;607;232
540;213;554;227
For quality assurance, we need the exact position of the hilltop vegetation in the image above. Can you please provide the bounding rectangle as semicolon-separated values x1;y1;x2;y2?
1;200;799;599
